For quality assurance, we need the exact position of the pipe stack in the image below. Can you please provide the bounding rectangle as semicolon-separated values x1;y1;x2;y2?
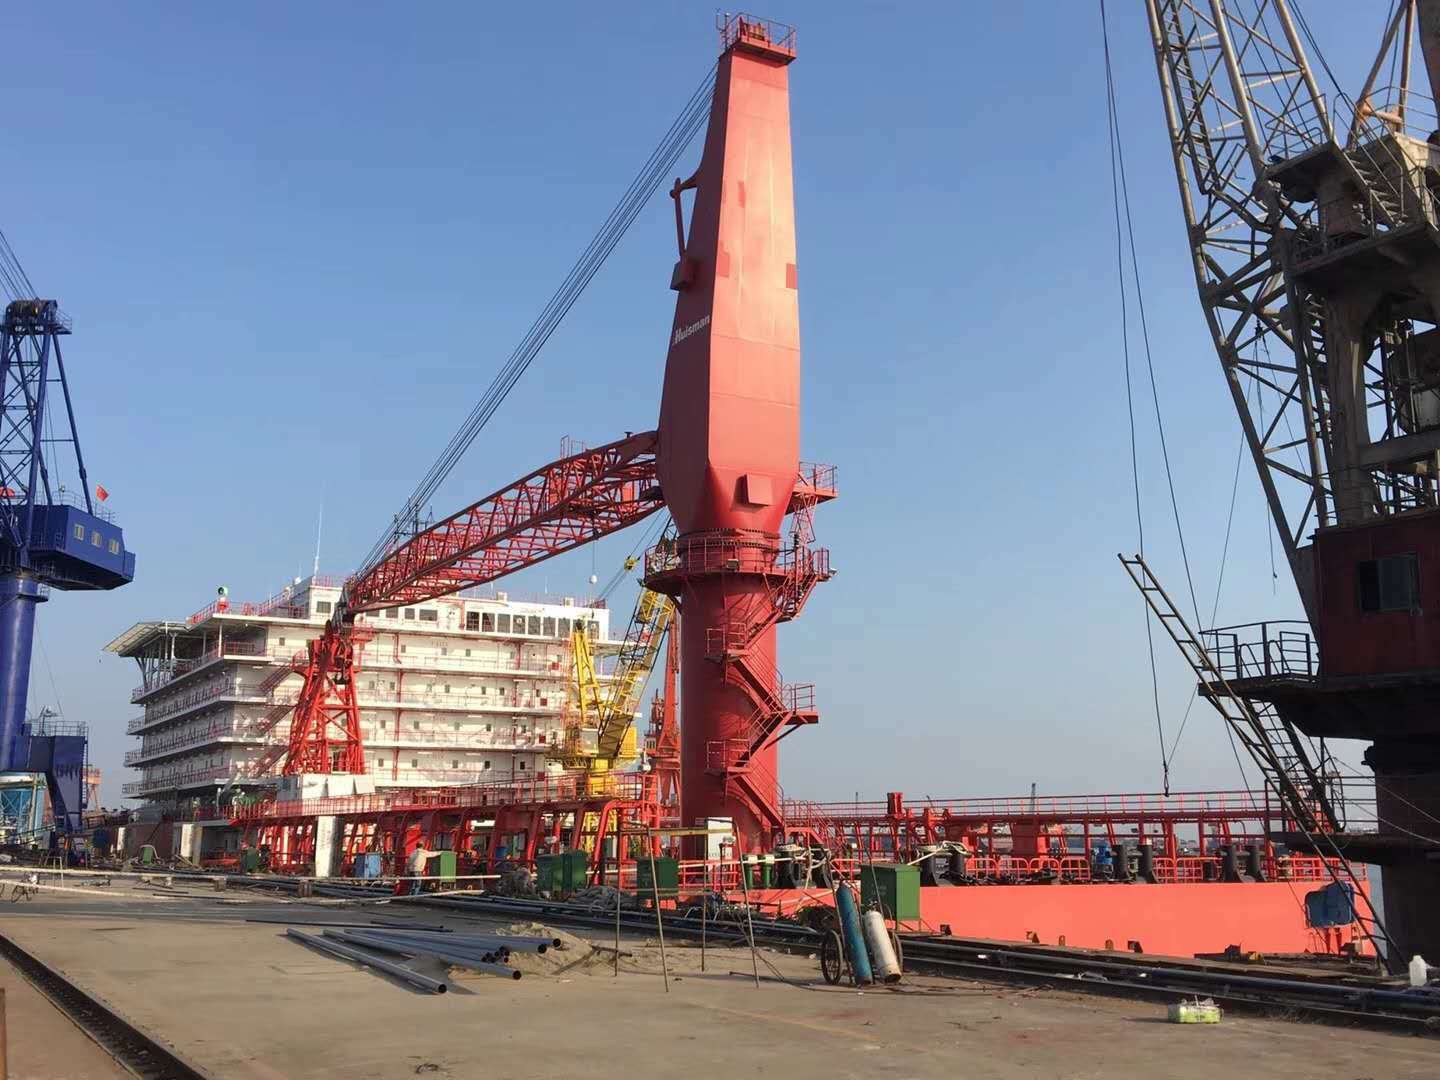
289;926;564;988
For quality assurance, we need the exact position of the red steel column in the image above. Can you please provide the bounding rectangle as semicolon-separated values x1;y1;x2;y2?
653;25;801;850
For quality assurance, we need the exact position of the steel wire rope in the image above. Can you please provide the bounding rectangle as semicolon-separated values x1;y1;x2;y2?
1103;6;1203;632
355;65;718;582
1164;380;1257;767
1102;0;1170;795
595;512;671;604
0;229;35;299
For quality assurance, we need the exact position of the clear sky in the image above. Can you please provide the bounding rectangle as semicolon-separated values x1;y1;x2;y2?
10;2;1387;806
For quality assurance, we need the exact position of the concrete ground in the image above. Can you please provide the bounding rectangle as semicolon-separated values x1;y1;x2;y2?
0;886;1435;1080
0;954;129;1080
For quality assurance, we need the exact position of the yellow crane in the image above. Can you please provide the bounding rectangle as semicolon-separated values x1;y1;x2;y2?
553;558;675;793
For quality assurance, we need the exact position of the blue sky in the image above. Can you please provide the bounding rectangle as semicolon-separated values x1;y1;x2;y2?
10;2;1387;806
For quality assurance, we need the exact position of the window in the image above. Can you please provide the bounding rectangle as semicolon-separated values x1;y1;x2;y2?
484;723;492;733
444;684;451;694
483;760;492;770
400;645;407;653
588;621;600;641
559;618;571;638
465;649;472;658
315;600;332;614
528;616;542;636
385;608;399;620
518;760;528;771
1358;554;1421;613
466;611;480;631
481;613;493;632
543;617;556;638
413;721;421;730
497;614;511;633
453;721;461;731
419;609;438;622
92;530;102;547
278;638;286;647
410;758;418;768
108;538;120;554
73;524;85;540
440;646;448;656
452;759;460;769
404;608;416;620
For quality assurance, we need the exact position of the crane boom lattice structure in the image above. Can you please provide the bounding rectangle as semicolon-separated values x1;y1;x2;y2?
0;294;133;830
595;585;674;766
1147;0;1440;962
276;432;663;777
1145;0;1333;620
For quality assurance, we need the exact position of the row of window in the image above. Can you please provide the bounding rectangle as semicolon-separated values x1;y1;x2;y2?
363;677;551;697
72;523;121;555
463;611;598;638
317;601;599;640
377;758;532;772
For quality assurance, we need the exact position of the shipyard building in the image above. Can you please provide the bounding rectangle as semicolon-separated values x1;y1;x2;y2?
107;575;614;813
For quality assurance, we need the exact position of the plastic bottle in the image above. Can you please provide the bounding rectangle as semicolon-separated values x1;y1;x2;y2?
1409;954;1431;988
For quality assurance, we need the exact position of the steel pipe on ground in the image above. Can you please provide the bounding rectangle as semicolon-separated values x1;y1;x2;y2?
348;929;553;953
324;931;522;979
286;929;448;994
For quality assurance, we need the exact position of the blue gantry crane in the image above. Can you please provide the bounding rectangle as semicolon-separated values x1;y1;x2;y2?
0;233;134;833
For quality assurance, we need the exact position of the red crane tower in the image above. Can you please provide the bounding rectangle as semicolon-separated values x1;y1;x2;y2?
268;15;833;854
1148;0;1440;962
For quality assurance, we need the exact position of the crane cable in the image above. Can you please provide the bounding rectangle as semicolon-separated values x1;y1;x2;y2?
0;228;37;300
1102;0;1247;795
357;64;719;578
1102;0;1169;795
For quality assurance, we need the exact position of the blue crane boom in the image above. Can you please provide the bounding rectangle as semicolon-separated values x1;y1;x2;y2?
0;296;134;827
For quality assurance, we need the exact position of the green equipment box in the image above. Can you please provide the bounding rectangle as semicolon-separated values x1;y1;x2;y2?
636;856;680;900
426;851;457;882
536;850;590;895
238;848;261;874
859;862;921;922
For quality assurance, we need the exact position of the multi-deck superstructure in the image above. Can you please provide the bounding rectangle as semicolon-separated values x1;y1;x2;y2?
108;576;613;812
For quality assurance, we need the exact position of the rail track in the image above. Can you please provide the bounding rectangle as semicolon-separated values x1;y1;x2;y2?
169;869;1440;1030
0;931;209;1079
894;935;1440;1031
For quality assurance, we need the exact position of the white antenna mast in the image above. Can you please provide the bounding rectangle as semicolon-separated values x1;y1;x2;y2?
312;497;324;580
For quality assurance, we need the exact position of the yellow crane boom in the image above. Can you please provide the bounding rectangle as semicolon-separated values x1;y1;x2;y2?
553;560;674;781
594;585;673;764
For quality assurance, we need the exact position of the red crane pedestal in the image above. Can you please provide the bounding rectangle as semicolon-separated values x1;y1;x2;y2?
647;17;832;852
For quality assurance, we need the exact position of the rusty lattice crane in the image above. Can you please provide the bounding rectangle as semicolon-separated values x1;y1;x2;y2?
1147;0;1440;962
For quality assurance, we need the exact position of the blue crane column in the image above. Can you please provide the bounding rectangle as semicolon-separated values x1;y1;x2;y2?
0;299;134;825
0;575;45;767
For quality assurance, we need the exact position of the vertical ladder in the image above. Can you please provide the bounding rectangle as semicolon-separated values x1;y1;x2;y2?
1118;554;1339;833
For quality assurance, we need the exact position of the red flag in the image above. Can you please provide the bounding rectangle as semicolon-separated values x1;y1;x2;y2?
95;484;109;502
0;487;13;498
